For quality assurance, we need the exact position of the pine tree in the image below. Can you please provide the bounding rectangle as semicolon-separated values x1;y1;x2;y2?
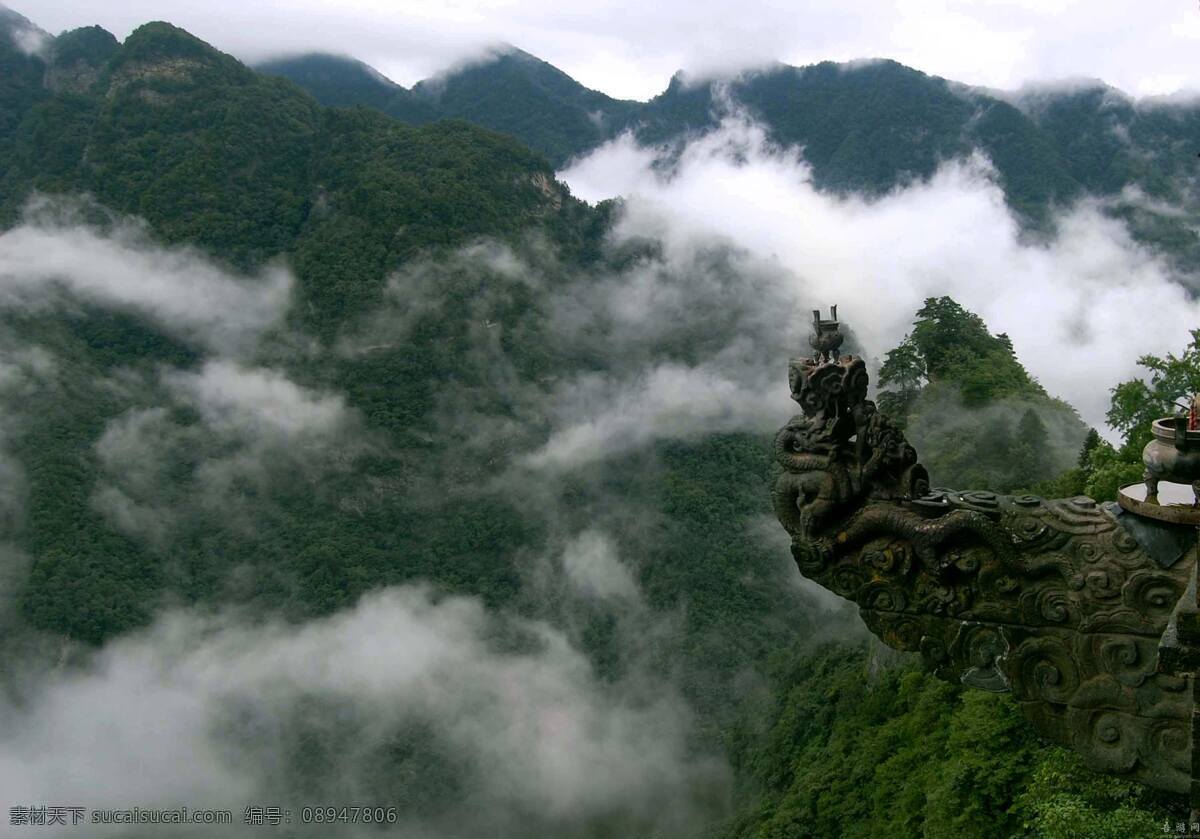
1078;428;1100;471
1013;408;1051;486
877;336;926;424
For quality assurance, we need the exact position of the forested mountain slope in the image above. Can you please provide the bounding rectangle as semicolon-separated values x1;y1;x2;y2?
255;52;439;125
876;297;1088;492
1;21;593;323
0;15;606;640
260;47;1200;263
0;8;1186;837
261;47;641;169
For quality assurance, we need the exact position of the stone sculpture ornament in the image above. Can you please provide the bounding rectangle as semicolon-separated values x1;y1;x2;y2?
774;309;1194;794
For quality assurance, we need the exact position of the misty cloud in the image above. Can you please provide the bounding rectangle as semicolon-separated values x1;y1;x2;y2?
16;1;1200;101
92;361;365;544
0;586;727;837
336;229;802;479
525;360;784;472
342;239;542;359
2;6;48;56
747;515;867;620
352;170;809;474
3;37;1182;833
560;116;1200;436
0;200;292;355
166;361;349;441
560;530;640;602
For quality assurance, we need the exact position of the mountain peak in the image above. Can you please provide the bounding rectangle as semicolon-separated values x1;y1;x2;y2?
106;22;250;96
45;26;119;93
256;51;438;123
0;3;50;57
258;51;401;94
117;21;223;65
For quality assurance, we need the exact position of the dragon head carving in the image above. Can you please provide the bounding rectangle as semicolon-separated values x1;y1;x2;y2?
775;352;928;539
772;311;1193;795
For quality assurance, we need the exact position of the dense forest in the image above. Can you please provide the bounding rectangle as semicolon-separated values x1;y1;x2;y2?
0;7;1197;837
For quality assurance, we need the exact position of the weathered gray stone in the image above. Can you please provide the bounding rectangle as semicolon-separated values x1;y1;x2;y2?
773;318;1195;794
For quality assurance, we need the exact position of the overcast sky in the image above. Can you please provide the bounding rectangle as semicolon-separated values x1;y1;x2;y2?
11;0;1200;101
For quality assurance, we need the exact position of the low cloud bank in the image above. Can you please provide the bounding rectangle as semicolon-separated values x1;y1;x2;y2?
0;199;292;355
0;586;727;837
93;361;367;546
561;116;1200;436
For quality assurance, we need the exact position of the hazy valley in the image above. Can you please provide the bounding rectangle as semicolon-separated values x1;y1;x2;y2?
1;5;1198;836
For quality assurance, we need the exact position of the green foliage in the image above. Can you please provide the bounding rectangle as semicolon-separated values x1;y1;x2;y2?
876;336;924;424
731;62;978;197
412;49;640;169
877;297;1084;491
0;19;602;639
261;49;640;169
48;25;118;71
108;21;237;69
1060;330;1200;501
908;297;1040;402
257;53;439;124
1079;428;1102;468
728;645;1177;839
0;22;591;337
0;16;1191;837
1013;744;1177;839
1012;408;1050;487
6;311;183;641
1107;330;1200;444
0;10;49;150
1083;439;1146;502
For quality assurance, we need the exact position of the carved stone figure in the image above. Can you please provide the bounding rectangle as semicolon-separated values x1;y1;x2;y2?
774;314;1195;794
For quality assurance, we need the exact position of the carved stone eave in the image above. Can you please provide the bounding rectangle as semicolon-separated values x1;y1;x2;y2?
774;351;1196;794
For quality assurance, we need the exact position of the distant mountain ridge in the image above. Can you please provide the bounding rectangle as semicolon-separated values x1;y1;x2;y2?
260;49;1200;265
255;52;439;125
3;4;1199;266
259;47;641;168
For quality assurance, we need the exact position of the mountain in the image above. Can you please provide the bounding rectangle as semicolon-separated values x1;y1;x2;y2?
0;3;45;53
0;9;1183;837
263;50;1082;210
0;15;603;641
1011;82;1200;262
411;48;641;167
0;20;590;328
256;52;439;124
44;24;119;93
625;60;1081;226
263;49;1200;263
666;64;1198;260
876;296;1088;492
0;5;48;143
261;47;641;168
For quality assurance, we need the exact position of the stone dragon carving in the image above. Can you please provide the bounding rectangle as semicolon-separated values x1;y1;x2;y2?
773;315;1194;794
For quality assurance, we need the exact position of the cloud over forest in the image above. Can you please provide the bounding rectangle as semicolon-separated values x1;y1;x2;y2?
2;93;1194;838
0;586;727;837
0;199;292;355
560;115;1200;436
